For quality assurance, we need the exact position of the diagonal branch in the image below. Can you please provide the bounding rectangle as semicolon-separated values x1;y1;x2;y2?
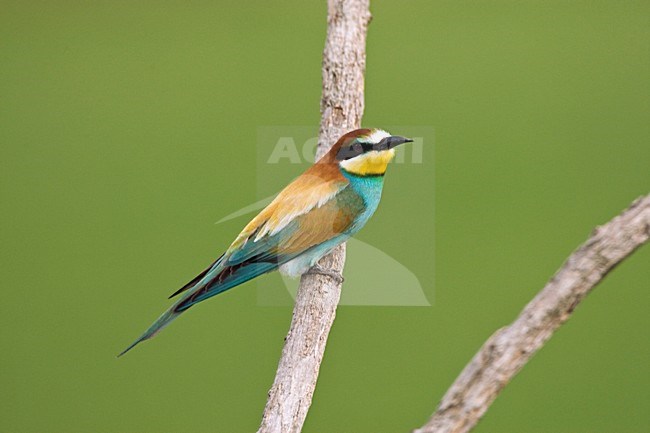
257;1;371;432
415;194;650;433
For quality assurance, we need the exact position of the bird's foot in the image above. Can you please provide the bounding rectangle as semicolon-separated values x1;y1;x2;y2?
305;264;345;285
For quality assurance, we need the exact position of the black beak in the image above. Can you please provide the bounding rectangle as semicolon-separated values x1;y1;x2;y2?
377;135;414;151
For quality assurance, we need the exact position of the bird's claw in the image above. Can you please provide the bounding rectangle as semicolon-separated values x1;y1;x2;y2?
306;264;345;285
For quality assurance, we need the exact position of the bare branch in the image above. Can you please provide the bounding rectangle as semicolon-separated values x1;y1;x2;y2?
415;194;650;433
257;1;371;432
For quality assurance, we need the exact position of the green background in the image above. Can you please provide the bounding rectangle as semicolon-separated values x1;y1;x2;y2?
1;1;648;432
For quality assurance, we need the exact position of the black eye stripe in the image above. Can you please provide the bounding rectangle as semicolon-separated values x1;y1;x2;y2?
336;140;379;160
335;135;411;161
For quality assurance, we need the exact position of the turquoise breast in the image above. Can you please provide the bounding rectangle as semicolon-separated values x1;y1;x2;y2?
340;170;386;235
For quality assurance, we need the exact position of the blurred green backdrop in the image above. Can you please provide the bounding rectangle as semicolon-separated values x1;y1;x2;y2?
1;1;648;432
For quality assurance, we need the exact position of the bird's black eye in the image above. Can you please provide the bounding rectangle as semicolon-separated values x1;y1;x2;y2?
335;139;380;161
336;141;365;160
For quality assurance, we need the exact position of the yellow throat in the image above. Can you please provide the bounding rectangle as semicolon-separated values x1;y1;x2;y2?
339;149;396;176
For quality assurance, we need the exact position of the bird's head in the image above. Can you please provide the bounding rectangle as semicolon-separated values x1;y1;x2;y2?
328;128;413;176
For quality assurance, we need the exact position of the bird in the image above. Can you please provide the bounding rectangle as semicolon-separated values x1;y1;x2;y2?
119;128;413;356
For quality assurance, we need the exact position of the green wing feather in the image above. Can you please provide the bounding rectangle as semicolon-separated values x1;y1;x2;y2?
118;175;358;356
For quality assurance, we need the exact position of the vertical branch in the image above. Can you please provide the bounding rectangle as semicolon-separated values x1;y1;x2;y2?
257;1;371;432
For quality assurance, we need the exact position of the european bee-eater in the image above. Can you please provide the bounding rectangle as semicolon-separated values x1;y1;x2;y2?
119;128;412;356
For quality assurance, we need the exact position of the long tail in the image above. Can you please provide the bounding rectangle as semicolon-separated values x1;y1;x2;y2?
118;259;279;357
117;301;183;357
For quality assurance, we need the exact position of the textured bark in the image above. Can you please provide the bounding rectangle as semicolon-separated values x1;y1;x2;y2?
257;1;371;432
414;194;650;433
